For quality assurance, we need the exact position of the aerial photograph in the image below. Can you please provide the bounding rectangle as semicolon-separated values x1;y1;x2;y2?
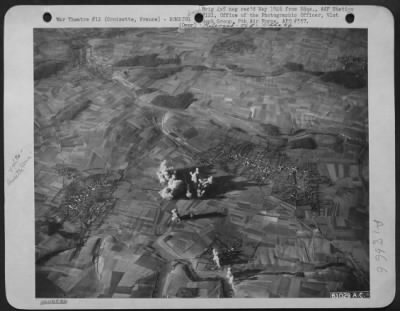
34;28;369;298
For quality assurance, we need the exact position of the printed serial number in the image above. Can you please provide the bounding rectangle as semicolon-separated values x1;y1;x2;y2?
40;299;67;305
331;291;370;298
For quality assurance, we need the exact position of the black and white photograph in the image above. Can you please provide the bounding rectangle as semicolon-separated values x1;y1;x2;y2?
33;27;370;299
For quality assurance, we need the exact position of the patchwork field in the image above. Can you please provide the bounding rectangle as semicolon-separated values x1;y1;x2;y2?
34;28;369;298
